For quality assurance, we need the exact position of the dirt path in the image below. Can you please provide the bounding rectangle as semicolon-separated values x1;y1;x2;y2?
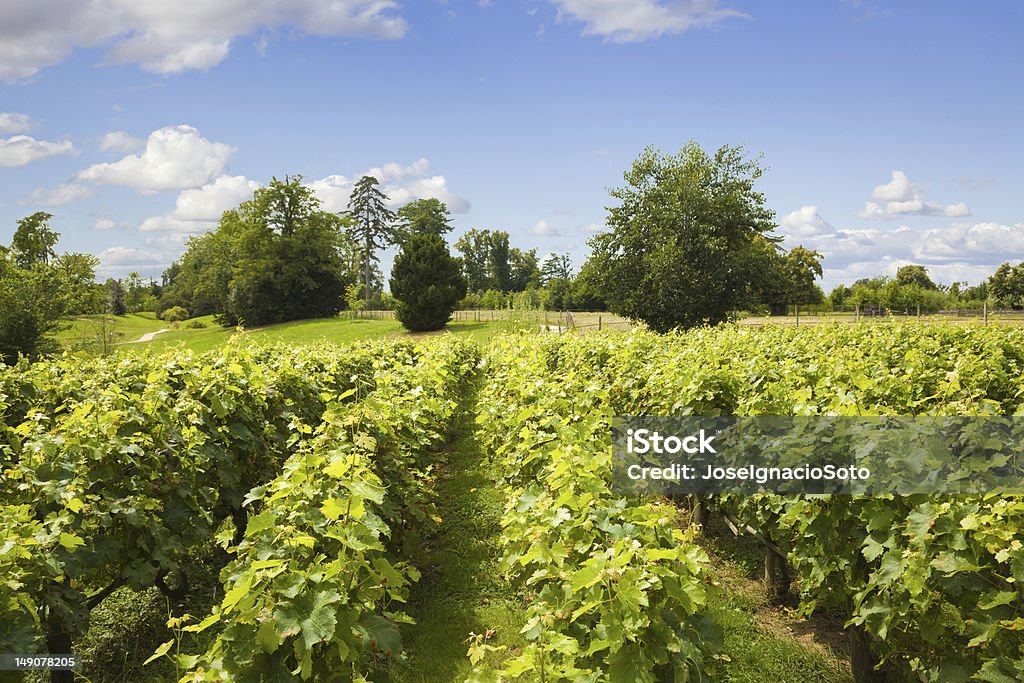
128;328;169;343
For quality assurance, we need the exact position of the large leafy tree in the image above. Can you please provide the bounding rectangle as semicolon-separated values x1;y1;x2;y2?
989;262;1024;309
163;176;356;326
346;175;395;306
11;211;58;268
541;253;573;284
390;233;467;331
394;198;452;244
586;142;777;332
895;264;938;291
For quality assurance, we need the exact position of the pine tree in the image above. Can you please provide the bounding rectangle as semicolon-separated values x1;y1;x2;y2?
390;234;467;331
345;176;395;306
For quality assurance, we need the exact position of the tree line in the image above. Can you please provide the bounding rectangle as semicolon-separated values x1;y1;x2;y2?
5;141;1024;362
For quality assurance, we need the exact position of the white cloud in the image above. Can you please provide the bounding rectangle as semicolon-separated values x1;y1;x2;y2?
100;130;145;153
529;220;561;236
307;159;469;214
77;125;234;192
548;0;746;43
858;170;970;219
579;222;606;234
0;112;32;133
139;174;260;232
365;158;432;183
96;246;168;278
0;135;75;167
21;182;93;205
779;205;834;238
0;0;409;80
778;212;1024;290
94;218;116;230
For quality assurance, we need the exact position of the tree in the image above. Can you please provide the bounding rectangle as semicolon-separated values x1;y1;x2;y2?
54;252;102;314
107;279;127;316
11;211;59;268
781;246;824;306
162;176;355;326
541;253;573;284
394;198;452;244
455;229;492;291
0;253;65;363
390;233;467;331
895;264;938;291
989;262;1024;309
508;247;541;291
346;175;396;306
587;142;777;332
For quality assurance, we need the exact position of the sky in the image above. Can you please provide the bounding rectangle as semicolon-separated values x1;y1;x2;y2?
0;0;1021;291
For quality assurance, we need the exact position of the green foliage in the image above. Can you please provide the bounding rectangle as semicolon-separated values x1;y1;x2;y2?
587;142;777;332
11;211;58;268
161;306;189;323
391;234;467;331
455;229;539;293
163;175;355;326
472;335;720;681
347;175;396;306
895;264;938;291
0;337;479;680
394;198;453;244
0;254;66;363
989;261;1024;309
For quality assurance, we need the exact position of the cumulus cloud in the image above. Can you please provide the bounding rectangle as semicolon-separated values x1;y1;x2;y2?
0;112;32;133
0;0;409;80
307;159;469;214
777;205;1024;290
548;0;746;42
96;246;168;278
0;135;75;167
139;174;260;232
21;182;93;206
100;130;145;153
94;218;116;230
778;205;834;237
579;222;606;234
77;125;234;192
858;170;970;219
528;220;561;236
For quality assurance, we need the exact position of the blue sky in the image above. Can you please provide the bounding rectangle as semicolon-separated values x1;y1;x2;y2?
0;0;1021;290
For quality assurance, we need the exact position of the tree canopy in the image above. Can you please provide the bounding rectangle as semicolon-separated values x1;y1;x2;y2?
394;198;452;244
585;142;777;332
162;175;356;326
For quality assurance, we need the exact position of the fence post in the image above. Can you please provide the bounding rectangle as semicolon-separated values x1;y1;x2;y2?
984;302;989;325
855;304;860;321
795;304;799;327
916;304;920;318
598;315;602;331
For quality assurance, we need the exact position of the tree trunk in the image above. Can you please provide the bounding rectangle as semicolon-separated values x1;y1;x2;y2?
364;238;372;307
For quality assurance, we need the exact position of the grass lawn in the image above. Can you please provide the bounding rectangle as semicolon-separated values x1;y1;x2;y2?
57;312;167;349
125;315;511;354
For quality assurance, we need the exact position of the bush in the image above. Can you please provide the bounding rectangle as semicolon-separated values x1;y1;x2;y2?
185;320;206;329
390;234;467;332
161;306;190;323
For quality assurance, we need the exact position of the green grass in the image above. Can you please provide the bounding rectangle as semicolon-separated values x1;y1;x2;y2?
387;382;528;681
57;312;167;349
125;315;513;354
